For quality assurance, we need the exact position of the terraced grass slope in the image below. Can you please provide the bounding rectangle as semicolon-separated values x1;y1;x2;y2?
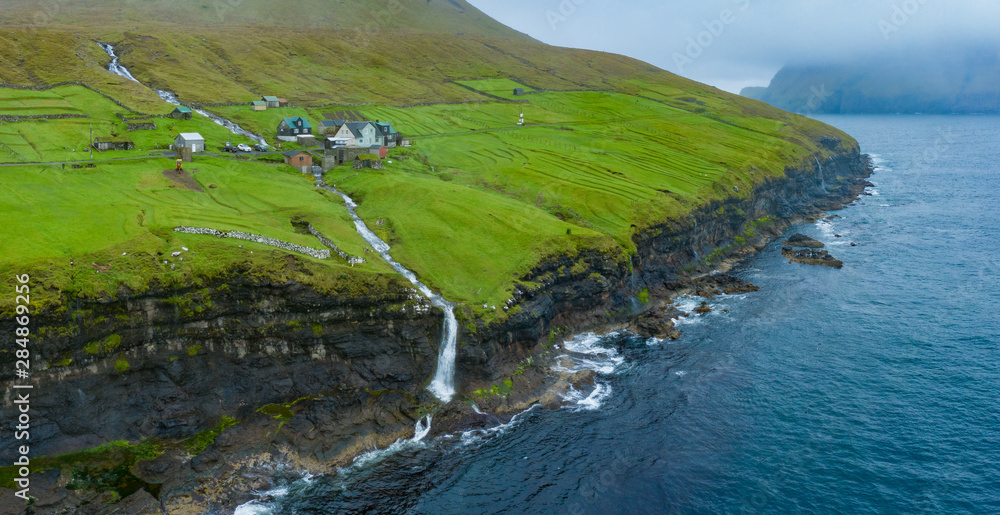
0;86;258;162
0;0;859;317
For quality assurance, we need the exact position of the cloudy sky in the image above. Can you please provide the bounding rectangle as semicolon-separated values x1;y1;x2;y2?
467;0;1000;93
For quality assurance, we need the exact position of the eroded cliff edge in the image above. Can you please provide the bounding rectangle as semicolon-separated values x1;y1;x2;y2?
0;145;873;514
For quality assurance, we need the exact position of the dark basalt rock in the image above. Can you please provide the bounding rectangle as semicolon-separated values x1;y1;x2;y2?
781;246;843;268
784;233;825;248
630;305;682;340
0;149;874;513
694;302;713;314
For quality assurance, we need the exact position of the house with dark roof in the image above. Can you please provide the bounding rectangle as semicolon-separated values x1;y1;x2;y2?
262;96;281;108
170;106;193;120
373;121;401;148
276;117;312;141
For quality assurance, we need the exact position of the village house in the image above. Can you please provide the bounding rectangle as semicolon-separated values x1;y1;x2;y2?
326;121;382;148
262;96;281;108
174;132;205;152
373;121;401;148
251;100;267;111
278;98;289;107
276;117;312;141
283;150;313;173
513;87;525;96
93;137;134;151
170;106;193;120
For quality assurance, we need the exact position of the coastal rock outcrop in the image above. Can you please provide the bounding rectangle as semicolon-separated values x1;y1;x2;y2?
784;233;825;248
781;247;844;268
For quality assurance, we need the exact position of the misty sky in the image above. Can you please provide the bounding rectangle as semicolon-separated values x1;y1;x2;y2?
467;0;1000;93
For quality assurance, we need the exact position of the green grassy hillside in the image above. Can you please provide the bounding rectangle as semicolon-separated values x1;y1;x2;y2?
0;0;526;38
0;0;859;316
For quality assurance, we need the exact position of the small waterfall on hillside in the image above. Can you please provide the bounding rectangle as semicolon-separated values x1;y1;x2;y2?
98;43;140;83
312;172;458;407
816;156;828;193
98;43;267;145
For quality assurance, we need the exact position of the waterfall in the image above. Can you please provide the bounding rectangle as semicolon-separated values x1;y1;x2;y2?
313;172;458;404
98;43;140;83
815;156;828;193
98;43;267;146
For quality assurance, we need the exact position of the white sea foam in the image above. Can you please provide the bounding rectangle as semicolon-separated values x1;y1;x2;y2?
552;332;624;375
563;382;612;411
232;479;296;515
458;405;539;446
233;503;271;515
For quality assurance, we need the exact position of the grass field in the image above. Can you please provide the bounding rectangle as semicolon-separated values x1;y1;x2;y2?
0;155;395;311
0;76;857;316
456;78;535;99
0;86;259;163
0;0;860;318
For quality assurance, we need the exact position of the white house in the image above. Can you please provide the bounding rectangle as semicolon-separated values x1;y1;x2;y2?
174;133;205;153
327;121;382;148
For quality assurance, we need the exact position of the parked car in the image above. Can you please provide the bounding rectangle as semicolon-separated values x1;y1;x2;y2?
253;144;269;152
237;144;252;152
222;145;238;153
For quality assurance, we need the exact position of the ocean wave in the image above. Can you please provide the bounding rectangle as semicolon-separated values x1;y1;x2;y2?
458;404;539;446
562;382;613;411
233;479;298;515
552;332;625;375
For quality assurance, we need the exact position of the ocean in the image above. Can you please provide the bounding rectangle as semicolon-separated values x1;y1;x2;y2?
236;115;1000;514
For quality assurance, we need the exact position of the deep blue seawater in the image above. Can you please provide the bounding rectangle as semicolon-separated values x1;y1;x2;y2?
237;115;1000;514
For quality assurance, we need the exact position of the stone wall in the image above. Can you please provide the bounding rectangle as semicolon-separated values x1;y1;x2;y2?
173;226;331;260
0;113;90;123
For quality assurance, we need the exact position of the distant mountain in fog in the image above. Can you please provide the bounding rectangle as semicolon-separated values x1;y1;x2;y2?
742;46;1000;114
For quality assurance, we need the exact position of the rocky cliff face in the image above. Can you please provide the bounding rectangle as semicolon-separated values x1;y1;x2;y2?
0;147;873;514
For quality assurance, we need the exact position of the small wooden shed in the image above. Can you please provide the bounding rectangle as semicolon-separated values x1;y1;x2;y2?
170;106;193;120
251;101;267;111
